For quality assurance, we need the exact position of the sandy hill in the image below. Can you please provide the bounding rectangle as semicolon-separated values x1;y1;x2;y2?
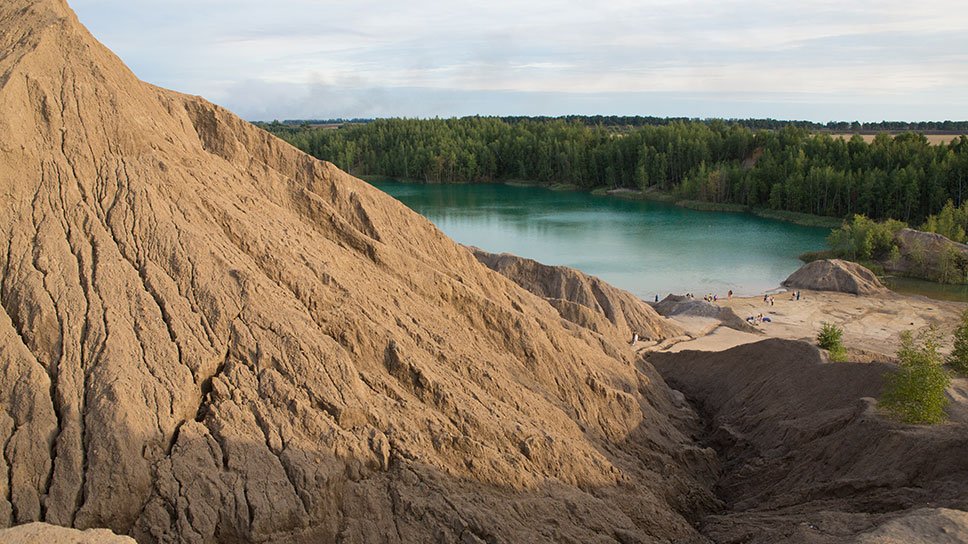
469;247;684;345
0;1;711;542
782;259;886;295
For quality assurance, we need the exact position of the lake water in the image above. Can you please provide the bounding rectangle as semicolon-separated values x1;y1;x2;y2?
880;276;968;303
371;181;831;300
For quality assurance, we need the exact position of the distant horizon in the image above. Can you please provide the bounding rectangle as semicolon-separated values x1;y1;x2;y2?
256;115;968;126
70;1;968;123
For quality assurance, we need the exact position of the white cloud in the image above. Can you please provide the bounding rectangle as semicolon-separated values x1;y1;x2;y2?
69;0;968;120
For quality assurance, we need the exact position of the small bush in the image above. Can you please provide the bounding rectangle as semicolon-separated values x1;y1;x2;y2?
817;322;847;362
879;328;952;424
888;245;901;268
798;249;838;263
949;309;968;375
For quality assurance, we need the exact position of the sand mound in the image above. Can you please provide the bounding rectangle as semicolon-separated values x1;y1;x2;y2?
649;339;968;543
653;295;758;333
0;1;717;541
470;247;684;343
783;259;886;295
0;523;135;544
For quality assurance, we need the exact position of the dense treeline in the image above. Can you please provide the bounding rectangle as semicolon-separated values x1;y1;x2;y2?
499;117;968;132
270;117;968;225
258;116;968;133
823;120;968;132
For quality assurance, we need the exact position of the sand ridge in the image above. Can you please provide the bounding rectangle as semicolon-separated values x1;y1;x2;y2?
0;0;716;541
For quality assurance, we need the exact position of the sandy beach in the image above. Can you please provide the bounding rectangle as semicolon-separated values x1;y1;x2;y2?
647;288;967;359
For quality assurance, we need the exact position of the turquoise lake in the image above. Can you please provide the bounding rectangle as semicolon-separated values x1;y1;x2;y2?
370;181;832;300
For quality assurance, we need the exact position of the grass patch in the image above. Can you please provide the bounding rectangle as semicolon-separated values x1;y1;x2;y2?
548;183;581;191
590;188;609;196
358;174;412;183
799;249;837;263
639;191;678;203
609;189;657;201
857;259;885;275
751;208;843;229
677;200;748;213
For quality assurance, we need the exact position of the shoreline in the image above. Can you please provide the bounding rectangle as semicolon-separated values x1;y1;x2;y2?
600;187;843;228
358;176;843;229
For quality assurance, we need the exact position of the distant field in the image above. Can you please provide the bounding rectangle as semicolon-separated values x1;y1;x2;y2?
825;133;964;144
307;123;344;130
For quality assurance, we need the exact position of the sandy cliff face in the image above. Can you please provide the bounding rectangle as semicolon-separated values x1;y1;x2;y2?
0;1;715;542
470;247;685;345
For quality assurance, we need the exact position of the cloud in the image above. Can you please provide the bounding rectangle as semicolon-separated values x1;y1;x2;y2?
69;0;968;121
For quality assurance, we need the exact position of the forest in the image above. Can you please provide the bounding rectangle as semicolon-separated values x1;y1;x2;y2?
259;117;968;226
259;117;968;132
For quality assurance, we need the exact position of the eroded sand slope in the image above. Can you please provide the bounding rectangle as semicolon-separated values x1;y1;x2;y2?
0;1;713;542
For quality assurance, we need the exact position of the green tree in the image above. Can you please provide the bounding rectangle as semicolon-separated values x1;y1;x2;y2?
937;244;962;284
817;322;847;362
888;244;901;269
948;309;968;375
879;328;952;424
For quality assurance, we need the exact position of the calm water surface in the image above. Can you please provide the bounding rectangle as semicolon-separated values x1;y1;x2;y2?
881;276;968;302
372;181;831;299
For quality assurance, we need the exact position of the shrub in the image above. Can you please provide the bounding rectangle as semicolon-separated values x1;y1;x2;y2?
879;328;953;424
827;214;906;261
949;309;968;375
817;322;847;362
936;244;968;285
887;245;901;268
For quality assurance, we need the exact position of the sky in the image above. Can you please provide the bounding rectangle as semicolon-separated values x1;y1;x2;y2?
70;0;968;123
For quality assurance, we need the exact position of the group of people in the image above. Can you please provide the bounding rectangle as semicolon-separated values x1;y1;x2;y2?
746;313;770;325
698;289;733;303
761;290;803;307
